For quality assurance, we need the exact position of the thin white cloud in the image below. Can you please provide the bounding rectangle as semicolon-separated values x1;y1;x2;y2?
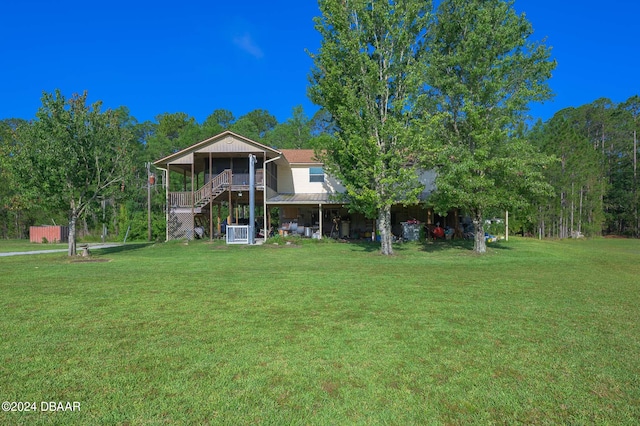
233;33;264;59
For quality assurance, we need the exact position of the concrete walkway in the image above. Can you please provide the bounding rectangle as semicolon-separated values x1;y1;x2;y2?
0;243;123;257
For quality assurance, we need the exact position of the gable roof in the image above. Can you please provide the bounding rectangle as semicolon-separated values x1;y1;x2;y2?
280;149;322;165
153;130;282;168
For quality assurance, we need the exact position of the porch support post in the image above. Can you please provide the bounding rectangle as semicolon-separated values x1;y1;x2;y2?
228;182;232;225
263;191;268;242
209;152;213;241
506;210;509;242
260;154;281;241
372;217;376;241
263;151;268;242
165;164;170;242
191;161;195;240
267;210;271;239
319;203;323;239
249;154;256;245
209;198;213;241
217;203;222;236
454;208;461;239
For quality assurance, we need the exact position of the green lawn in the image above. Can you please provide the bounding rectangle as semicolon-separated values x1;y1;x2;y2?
1;238;639;424
0;240;67;253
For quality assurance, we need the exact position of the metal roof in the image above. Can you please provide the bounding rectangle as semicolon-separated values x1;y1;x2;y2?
267;193;345;205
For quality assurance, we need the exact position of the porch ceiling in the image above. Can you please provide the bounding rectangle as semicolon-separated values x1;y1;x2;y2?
161;151;276;174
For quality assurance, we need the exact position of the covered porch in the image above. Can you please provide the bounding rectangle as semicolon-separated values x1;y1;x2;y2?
153;131;284;241
268;198;462;242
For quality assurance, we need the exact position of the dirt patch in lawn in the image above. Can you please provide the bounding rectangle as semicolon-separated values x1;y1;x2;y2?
70;258;112;263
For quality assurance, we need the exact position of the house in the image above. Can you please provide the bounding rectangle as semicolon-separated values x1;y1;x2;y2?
153;130;456;243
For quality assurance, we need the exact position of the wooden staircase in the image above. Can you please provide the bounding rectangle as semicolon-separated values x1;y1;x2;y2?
194;169;231;208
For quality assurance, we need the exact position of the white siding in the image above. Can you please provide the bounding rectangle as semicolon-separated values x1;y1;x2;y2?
277;164;295;193
291;166;345;194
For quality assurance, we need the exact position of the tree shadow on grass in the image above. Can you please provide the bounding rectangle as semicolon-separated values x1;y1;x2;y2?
419;239;474;253
334;239;512;254
339;240;381;253
92;243;154;256
417;239;514;253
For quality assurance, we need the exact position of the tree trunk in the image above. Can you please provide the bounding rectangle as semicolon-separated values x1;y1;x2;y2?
378;205;393;256
15;211;20;239
472;209;486;254
579;187;583;234
570;182;574;237
559;191;565;239
68;208;78;257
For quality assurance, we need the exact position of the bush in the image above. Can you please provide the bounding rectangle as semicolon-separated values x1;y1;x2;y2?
485;219;505;237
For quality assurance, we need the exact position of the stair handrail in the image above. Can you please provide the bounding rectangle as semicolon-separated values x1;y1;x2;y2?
194;169;231;206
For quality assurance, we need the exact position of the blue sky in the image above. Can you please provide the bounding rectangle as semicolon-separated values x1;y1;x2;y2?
1;1;638;126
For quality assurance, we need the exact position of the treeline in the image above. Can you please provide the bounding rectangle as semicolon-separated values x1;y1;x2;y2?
139;105;335;164
1;93;638;241
0;100;333;241
526;96;640;238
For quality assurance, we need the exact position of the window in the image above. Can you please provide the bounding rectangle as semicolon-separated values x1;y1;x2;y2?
309;167;324;183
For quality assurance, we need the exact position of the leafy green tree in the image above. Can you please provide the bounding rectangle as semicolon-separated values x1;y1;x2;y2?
237;109;278;139
229;117;261;141
422;0;556;253
14;90;135;255
310;108;337;137
531;109;605;238
527;96;640;239
203;109;235;131
571;98;636;235
621;96;640;236
135;120;158;163
156;112;195;141
309;0;431;255
145;112;199;161
600;98;640;236
0;118;32;238
199;109;235;141
264;105;313;148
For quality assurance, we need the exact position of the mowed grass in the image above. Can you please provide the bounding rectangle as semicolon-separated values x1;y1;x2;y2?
1;238;639;424
0;240;67;253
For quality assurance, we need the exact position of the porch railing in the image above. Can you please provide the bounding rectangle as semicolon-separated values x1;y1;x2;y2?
169;169;232;208
194;169;231;207
226;225;249;244
168;168;264;208
170;192;192;207
231;170;263;187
